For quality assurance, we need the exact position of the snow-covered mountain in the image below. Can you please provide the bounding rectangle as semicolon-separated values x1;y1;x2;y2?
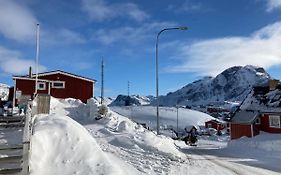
155;65;271;107
92;96;115;106
0;83;9;101
110;95;153;106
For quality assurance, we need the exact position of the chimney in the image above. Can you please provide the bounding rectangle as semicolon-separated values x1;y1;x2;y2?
29;66;32;78
269;79;279;91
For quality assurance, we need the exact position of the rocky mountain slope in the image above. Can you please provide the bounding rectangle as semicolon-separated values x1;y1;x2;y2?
109;95;153;106
155;65;271;107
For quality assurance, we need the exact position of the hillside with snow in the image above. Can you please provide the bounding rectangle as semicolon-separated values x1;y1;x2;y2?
28;97;281;175
92;96;115;106
154;65;270;107
110;106;213;133
110;95;153;106
0;83;9;101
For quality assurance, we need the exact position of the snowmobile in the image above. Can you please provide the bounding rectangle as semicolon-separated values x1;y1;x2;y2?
182;134;197;146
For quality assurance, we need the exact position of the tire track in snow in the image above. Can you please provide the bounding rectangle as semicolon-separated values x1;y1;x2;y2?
185;149;281;175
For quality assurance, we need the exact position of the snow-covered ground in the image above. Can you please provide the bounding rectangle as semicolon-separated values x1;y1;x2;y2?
28;98;281;175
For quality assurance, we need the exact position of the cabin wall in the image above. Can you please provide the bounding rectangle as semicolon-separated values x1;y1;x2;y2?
205;121;225;130
39;73;93;103
231;124;253;140
260;114;281;133
15;73;94;103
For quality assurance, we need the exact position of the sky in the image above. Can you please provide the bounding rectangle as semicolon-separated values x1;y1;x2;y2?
1;0;281;97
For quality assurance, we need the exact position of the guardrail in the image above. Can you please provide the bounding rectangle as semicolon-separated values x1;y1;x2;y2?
22;101;32;175
21;94;51;175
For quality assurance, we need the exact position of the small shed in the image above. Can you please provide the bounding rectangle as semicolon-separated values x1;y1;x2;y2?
184;125;199;134
205;119;225;131
230;110;260;139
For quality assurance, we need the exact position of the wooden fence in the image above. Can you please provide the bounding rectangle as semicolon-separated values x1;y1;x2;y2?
34;94;51;114
22;94;51;174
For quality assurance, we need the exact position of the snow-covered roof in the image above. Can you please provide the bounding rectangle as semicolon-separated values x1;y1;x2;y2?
231;110;259;124
185;125;200;132
13;70;96;83
205;119;226;124
240;85;281;113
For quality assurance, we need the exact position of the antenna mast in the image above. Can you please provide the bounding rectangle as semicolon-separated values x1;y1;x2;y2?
101;58;104;105
128;81;130;96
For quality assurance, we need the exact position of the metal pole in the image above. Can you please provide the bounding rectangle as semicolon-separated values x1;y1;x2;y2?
156;31;160;135
177;106;179;133
101;58;104;105
128;81;130;97
35;24;40;95
13;79;16;108
155;27;188;135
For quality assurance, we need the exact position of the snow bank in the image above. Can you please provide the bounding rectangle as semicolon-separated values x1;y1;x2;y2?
49;98;98;123
228;132;281;156
90;110;186;160
30;112;138;175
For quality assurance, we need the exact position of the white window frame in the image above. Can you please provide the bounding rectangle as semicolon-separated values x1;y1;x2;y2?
52;81;65;89
37;82;46;90
207;123;212;128
269;115;281;128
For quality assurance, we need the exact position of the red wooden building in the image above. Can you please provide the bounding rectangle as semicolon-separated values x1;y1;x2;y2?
205;119;226;131
230;82;281;139
230;110;281;139
12;70;96;104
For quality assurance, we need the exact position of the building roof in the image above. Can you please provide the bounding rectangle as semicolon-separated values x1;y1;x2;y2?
205;119;226;124
13;70;96;83
184;125;200;132
231;110;259;124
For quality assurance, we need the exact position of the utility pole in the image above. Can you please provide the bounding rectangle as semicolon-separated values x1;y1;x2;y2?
101;58;104;105
35;24;40;95
176;105;179;134
128;81;130;97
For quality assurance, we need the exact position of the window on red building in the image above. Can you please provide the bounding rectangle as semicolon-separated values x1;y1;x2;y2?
269;115;280;128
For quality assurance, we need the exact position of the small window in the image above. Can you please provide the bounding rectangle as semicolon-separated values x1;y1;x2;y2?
37;82;46;90
269;115;281;128
207;123;212;128
255;118;261;125
52;81;65;89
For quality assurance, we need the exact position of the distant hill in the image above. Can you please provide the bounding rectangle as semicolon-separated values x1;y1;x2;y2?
109;95;154;106
153;65;271;107
0;83;9;101
92;96;115;106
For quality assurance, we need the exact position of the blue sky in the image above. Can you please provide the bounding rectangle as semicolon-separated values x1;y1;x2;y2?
1;0;281;97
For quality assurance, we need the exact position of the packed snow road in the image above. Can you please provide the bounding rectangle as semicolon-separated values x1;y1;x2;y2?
175;140;281;175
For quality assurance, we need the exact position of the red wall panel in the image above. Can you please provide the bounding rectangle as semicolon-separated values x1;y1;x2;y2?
15;73;94;103
231;124;252;139
260;114;281;133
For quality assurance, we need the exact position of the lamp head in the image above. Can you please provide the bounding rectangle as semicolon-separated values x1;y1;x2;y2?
179;26;188;30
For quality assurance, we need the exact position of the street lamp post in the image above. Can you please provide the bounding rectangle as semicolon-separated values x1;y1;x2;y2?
176;105;179;134
155;27;188;135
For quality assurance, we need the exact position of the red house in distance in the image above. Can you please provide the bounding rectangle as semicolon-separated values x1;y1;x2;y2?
12;70;96;104
230;80;281;139
205;119;226;131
